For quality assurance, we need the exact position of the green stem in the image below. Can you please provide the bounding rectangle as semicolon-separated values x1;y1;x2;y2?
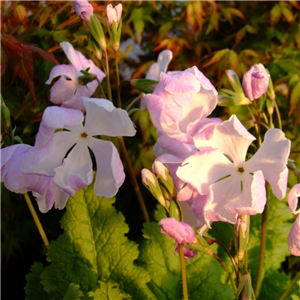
96;78;107;99
179;244;189;300
115;51;121;108
213;253;238;293
279;270;300;300
117;136;150;222
273;98;282;130
254;187;268;297
104;49;112;101
24;193;49;249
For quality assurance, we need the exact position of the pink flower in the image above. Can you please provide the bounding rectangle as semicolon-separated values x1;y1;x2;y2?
288;184;300;256
21;98;136;199
106;3;122;27
177;115;291;224
145;66;218;139
289;215;300;256
1;144;69;213
46;42;105;110
74;0;93;22
159;217;195;244
242;63;270;100
174;243;198;260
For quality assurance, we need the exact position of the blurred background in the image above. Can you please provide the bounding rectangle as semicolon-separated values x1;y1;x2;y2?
1;1;300;299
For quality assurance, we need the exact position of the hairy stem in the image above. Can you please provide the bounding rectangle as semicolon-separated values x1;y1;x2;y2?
104;49;112;101
254;190;268;297
115;51;121;108
24;193;49;249
179;244;189;300
117;136;150;222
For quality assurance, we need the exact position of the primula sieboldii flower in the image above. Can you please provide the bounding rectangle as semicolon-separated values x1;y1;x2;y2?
22;97;136;200
74;0;93;22
159;217;195;244
1;144;69;213
106;3;122;27
288;184;300;256
145;66;218;139
242;63;270;101
177;115;291;224
46;42;105;110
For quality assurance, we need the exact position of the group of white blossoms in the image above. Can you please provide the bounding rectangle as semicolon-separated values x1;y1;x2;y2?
1;0;299;256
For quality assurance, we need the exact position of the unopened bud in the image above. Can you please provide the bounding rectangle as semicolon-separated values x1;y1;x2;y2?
1;96;11;131
141;168;166;208
235;215;250;261
74;0;93;22
236;273;255;300
226;69;244;96
152;161;175;197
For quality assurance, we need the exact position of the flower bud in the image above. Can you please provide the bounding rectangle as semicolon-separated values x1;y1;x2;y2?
175;243;198;260
159;218;195;244
141;168;166;208
106;3;122;27
78;69;97;86
74;0;93;22
152;161;175;197
226;69;244;96
235;215;250;261
236;273;255;300
242;63;270;101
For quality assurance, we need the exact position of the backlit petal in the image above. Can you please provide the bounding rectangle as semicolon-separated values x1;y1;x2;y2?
288;214;300;256
288;183;300;214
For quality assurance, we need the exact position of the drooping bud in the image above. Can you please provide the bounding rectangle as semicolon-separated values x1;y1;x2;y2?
152;161;175;197
159;217;196;244
74;0;93;22
242;63;270;101
174;243;198;260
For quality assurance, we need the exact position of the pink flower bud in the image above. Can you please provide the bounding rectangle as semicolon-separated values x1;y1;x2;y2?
74;0;93;22
152;161;168;181
141;168;157;187
174;243;198;260
106;3;122;27
288;214;300;256
159;217;195;244
242;63;270;100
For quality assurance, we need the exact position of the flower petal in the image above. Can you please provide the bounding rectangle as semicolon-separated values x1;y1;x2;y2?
177;148;235;194
245;128;291;200
88;138;125;197
288;214;300;256
83;97;136;137
54;140;93;196
60;42;83;71
46;64;77;84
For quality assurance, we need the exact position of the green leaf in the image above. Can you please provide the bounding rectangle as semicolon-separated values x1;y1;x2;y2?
25;262;48;300
63;283;84;300
289;81;300;116
138;206;235;300
88;281;132;299
270;4;281;26
40;185;153;300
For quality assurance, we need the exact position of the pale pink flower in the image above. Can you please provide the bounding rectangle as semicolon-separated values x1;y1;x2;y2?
177;115;291;224
145;66;218;139
74;0;93;22
106;3;122;27
242;63;270;100
46;42;105;110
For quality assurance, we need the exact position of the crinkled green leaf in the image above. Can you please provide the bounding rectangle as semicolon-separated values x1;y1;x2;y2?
258;269;289;300
88;281;132;299
63;283;84;300
25;262;48;300
138;206;235;300
40;185;154;300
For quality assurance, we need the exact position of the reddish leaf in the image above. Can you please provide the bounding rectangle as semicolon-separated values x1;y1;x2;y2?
13;51;36;101
22;44;59;64
1;33;31;58
56;15;81;30
1;44;8;76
